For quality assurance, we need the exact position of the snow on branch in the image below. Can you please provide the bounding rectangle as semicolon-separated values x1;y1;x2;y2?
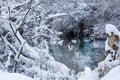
15;0;33;35
47;13;67;19
2;35;18;55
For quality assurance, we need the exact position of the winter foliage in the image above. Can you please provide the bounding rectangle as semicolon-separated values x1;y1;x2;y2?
0;0;120;80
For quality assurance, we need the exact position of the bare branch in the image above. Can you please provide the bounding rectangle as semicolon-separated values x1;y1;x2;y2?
15;0;33;34
7;6;22;44
9;22;21;44
13;41;26;73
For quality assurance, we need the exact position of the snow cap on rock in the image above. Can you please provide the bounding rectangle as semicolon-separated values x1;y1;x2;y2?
105;24;120;36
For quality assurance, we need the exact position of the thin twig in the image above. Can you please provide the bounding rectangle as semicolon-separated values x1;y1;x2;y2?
15;0;33;34
8;6;22;44
9;22;21;44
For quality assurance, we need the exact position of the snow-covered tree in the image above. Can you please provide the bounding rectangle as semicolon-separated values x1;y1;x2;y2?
0;0;74;80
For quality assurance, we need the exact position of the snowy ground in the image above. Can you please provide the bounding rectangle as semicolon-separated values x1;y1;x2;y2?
100;66;120;80
0;70;33;80
1;64;120;80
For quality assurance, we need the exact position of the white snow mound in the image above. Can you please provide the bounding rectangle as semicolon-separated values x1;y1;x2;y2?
100;66;120;80
105;24;120;36
0;70;33;80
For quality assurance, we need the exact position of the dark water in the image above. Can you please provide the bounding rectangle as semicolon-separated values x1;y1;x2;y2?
51;39;105;73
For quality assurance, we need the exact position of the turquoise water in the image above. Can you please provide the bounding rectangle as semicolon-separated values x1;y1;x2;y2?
51;39;105;72
76;39;93;55
75;39;105;71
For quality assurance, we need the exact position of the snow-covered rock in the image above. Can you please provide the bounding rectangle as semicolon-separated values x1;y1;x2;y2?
105;24;120;36
96;24;120;78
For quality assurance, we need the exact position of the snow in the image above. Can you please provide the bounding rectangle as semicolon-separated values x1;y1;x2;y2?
5;52;12;68
77;67;99;80
1;12;120;80
105;24;120;57
46;60;70;75
71;39;77;43
0;70;33;80
105;24;120;36
29;60;72;80
100;66;120;80
98;58;120;72
47;13;67;19
68;45;74;51
1;23;118;80
95;24;120;80
2;0;120;79
58;40;63;46
16;31;39;59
